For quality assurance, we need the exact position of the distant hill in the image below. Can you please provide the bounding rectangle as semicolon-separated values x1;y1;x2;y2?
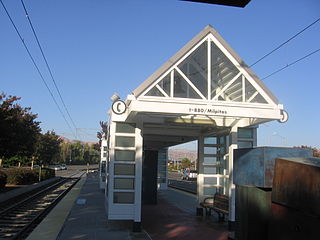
58;136;74;143
59;136;195;155
168;149;197;162
58;136;98;145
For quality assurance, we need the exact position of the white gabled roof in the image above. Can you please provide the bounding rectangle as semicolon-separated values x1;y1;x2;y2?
132;25;279;106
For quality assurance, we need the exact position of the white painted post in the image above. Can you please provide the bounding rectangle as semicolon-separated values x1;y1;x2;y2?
197;135;204;206
134;122;143;231
228;126;238;223
107;121;116;214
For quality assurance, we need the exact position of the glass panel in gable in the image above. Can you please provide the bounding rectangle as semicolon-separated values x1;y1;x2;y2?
245;79;256;101
145;85;165;97
158;74;171;96
173;70;201;99
245;79;268;104
178;41;208;98
221;75;243;102
145;73;171;97
250;93;268;104
211;41;239;99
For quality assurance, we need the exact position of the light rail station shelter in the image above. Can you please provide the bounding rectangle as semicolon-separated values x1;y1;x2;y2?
99;25;287;230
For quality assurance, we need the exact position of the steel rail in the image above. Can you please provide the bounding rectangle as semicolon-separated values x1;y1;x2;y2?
12;177;81;240
0;173;85;240
0;178;67;216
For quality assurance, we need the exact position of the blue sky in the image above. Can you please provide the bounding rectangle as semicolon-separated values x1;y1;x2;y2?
1;0;319;148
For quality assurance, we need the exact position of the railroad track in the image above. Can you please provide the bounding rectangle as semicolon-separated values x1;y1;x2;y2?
168;179;197;194
0;176;81;239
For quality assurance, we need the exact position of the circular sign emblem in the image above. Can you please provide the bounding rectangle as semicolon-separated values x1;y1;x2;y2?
112;100;126;115
278;110;289;123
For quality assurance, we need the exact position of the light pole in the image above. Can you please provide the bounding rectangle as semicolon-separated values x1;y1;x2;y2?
69;148;72;165
269;132;287;146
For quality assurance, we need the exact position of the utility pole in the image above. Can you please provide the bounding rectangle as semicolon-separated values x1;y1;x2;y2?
70;148;72;164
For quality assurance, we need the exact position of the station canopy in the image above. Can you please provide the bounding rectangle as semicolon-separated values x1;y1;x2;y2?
118;25;285;149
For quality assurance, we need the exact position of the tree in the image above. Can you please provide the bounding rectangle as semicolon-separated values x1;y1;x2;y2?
0;93;41;163
92;143;100;152
60;141;71;163
35;131;62;166
297;145;320;157
59;141;100;165
181;158;191;169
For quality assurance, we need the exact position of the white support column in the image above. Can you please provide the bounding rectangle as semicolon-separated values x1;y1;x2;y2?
134;122;143;226
242;75;245;102
170;70;174;97
197;135;205;206
228;126;238;222
107;121;116;214
207;38;211;100
99;139;107;190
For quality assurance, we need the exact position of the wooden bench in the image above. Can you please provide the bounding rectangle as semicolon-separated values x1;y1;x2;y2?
200;193;229;221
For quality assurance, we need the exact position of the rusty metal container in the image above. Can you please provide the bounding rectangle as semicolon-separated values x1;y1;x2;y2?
272;157;320;217
234;147;312;188
268;203;319;240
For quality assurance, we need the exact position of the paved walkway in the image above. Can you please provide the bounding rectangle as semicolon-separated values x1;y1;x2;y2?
28;172;230;240
56;173;148;240
142;189;230;240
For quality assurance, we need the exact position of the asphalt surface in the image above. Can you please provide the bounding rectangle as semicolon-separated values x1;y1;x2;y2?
53;164;98;178
168;171;197;194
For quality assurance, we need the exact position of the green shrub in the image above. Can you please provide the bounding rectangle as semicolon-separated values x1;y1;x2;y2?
0;170;7;189
4;168;38;185
35;168;55;181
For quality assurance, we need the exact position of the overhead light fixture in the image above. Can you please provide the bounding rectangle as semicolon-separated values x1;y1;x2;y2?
166;117;217;125
110;93;120;102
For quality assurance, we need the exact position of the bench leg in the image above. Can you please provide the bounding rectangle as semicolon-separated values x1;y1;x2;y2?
217;213;225;222
196;207;204;216
206;208;212;216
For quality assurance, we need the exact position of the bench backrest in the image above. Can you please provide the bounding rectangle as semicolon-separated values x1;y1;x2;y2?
213;193;229;212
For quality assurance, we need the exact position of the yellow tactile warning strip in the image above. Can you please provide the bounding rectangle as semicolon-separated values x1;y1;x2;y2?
26;176;87;240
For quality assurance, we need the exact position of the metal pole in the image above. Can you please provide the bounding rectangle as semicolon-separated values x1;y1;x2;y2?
39;166;42;182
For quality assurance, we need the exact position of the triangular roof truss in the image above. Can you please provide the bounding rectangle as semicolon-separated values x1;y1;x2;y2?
138;29;276;106
122;26;285;125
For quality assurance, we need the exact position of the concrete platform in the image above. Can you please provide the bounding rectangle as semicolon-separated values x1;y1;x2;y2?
27;172;230;240
142;189;230;240
27;172;149;240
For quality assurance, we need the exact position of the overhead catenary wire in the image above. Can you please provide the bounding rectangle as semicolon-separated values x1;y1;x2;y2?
261;48;320;80
250;17;320;67
20;0;80;140
0;0;77;139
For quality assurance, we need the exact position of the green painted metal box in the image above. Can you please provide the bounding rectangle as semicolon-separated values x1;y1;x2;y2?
235;185;272;240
